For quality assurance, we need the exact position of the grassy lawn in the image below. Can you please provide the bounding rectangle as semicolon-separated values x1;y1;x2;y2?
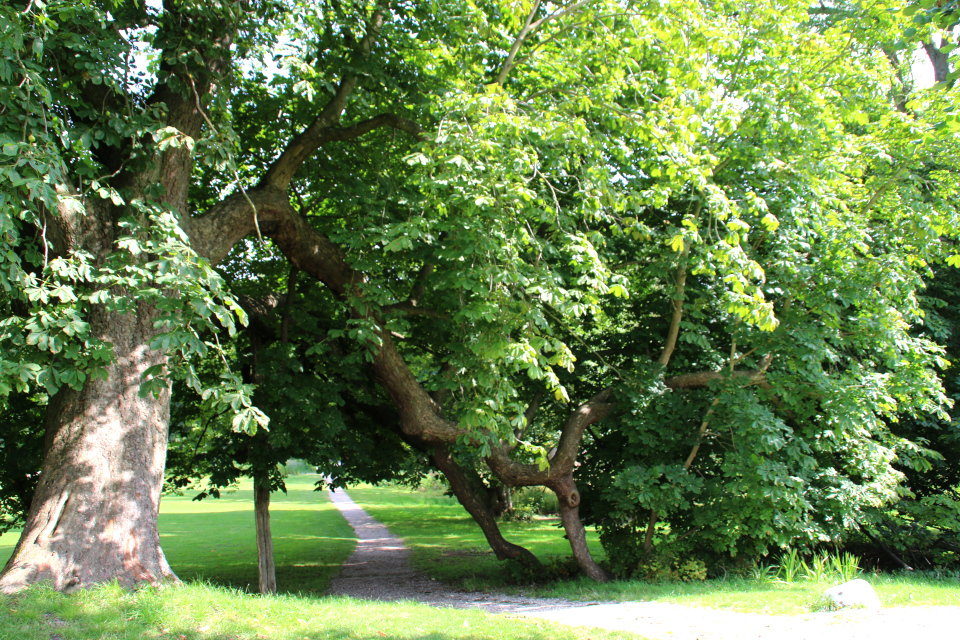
159;474;354;595
0;582;644;640
344;484;605;588
0;476;650;640
1;477;958;640
344;483;960;615
0;475;352;595
536;570;960;614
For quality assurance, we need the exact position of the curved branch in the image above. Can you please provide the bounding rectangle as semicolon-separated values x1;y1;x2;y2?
657;253;688;368
550;388;614;474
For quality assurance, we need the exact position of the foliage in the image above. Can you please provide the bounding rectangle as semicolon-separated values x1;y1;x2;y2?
0;0;258;429
855;269;960;570
904;0;960;85
0;392;44;533
1;0;959;589
570;0;960;567
163;265;422;501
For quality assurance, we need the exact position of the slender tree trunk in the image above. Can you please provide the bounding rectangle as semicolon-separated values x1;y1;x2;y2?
0;304;176;593
253;475;276;594
550;475;610;582
431;445;540;567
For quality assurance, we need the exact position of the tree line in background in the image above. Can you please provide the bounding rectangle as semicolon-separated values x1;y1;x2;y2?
0;0;958;594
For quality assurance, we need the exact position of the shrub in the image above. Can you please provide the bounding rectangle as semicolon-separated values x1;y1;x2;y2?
512;486;559;516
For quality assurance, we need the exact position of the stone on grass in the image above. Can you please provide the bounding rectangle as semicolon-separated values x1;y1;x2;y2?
821;579;882;610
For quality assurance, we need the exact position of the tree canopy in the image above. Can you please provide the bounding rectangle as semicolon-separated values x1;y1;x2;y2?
0;0;958;591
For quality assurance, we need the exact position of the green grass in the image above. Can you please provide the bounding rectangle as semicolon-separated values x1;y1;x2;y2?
0;527;15;568
344;484;606;588
1;475;355;595
343;484;960;615
1;478;958;640
160;474;355;594
1;477;650;639
529;570;960;614
0;581;646;640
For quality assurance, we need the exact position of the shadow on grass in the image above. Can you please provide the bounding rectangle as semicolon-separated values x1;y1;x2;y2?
159;507;356;595
1;584;634;640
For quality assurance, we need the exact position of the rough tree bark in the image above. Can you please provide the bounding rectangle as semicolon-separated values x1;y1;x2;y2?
0;3;229;593
0;304;176;593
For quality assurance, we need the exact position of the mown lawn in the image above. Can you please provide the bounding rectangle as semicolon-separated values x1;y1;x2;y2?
0;582;643;640
0;476;650;640
344;483;960;615
1;476;958;640
158;474;355;594
1;474;355;595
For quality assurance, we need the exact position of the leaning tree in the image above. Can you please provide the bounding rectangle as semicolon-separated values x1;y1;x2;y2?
1;0;958;592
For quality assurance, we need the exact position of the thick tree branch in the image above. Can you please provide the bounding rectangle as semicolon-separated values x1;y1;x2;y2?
665;369;769;390
550;388;615;474
923;36;952;84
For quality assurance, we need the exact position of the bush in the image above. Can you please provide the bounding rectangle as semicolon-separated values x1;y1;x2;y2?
512;486;559;516
278;459;317;476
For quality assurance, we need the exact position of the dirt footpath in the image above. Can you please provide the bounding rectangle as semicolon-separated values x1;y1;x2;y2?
327;490;960;640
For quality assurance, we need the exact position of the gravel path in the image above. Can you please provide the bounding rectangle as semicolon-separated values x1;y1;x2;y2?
326;489;585;614
326;490;960;640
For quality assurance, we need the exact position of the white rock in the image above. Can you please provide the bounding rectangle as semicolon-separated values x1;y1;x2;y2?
822;578;882;610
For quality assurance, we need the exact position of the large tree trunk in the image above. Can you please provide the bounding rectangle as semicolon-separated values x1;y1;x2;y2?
253;476;277;595
0;304;176;594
